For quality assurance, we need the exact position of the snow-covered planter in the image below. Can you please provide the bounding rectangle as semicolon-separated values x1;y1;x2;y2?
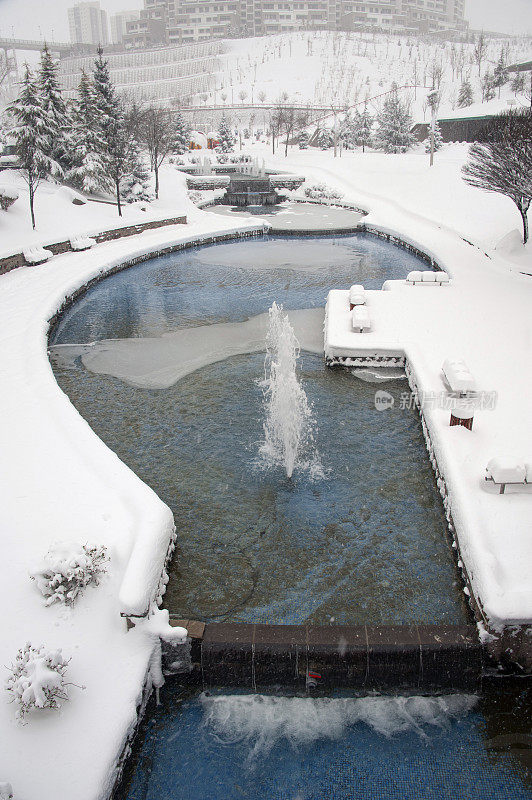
5;644;74;722
304;182;343;201
31;542;108;607
0;186;18;212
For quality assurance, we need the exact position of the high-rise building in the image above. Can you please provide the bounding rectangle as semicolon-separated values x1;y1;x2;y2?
68;1;109;46
124;0;467;45
111;11;141;44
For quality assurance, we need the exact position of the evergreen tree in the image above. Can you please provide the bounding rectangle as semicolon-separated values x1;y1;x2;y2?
173;112;190;154
68;70;108;194
317;128;333;149
9;65;57;228
457;78;474;108
511;72;525;95
425;121;443;153
298;129;309;149
217;114;235;152
481;70;496;103
91;51;149;215
354;105;373;152
493;48;508;97
374;85;416;154
37;44;69;176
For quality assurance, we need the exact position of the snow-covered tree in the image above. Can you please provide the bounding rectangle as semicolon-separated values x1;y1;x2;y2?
511;72;525;96
462;109;532;244
173;112;190;154
317;128;333;149
374;85;416;154
37;44;69;176
425;121;443;153
140;106;179;198
339;112;356;149
457;78;474;108
354;105;373;152
481;70;496;103
493;48;508;97
91;51;150;214
8;65;58;228
68;70;108;194
298;129;309;149
473;33;487;76
217;114;235;153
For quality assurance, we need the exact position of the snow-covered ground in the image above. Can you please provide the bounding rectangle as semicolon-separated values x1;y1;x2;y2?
213;31;532;123
0;139;530;798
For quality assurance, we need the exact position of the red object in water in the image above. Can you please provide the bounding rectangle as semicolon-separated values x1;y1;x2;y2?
308;671;321;680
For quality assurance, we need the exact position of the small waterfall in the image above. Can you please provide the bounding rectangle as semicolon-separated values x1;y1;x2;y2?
259;302;319;479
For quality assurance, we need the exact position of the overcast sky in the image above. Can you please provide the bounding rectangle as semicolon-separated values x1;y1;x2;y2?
0;0;530;41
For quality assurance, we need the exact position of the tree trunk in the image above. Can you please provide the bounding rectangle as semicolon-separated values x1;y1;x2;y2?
29;183;36;230
116;179;122;217
519;202;529;245
155;165;159;199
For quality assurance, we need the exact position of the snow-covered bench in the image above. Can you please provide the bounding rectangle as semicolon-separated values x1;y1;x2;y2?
349;284;365;309
352;306;371;333
442;358;476;395
407;270;449;285
70;234;96;251
23;246;53;265
485;458;531;494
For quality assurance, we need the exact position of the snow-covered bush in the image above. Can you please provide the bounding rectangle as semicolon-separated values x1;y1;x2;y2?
304;182;343;201
31;542;108;606
0;185;19;212
0;783;13;800
188;190;203;204
5;644;72;721
298;130;309;149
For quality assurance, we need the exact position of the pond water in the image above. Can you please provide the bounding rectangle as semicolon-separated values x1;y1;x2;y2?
50;233;466;625
119;684;531;800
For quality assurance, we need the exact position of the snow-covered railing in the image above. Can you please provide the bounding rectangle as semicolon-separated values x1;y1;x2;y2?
352;306;371;332
349;284;365;308
485;458;532;494
442;358;476;394
407;270;450;285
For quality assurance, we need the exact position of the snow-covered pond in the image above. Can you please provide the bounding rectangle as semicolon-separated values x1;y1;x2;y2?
49;233;467;625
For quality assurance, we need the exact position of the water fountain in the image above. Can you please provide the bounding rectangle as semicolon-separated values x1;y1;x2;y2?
259;302;317;479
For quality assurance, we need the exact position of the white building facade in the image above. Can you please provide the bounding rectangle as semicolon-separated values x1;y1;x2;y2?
68;1;109;46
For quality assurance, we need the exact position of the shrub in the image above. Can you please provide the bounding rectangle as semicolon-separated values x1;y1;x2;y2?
6;644;72;721
31;542;108;606
304;182;343;201
0;186;19;212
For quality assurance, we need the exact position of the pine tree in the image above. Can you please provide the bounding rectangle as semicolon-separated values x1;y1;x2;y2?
493;48;508;97
511;72;525;95
217;114;235;153
173;113;190;154
68;70;108;194
37;44;69;177
374;85;416;154
317;128;333;149
91;50;149;215
425;121;443;153
481;71;496;103
354;105;373;152
457;78;474;108
9;65;57;228
298;129;309;149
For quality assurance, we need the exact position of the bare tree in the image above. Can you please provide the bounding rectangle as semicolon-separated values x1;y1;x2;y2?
462;110;532;244
140;106;177;199
473;33;487;77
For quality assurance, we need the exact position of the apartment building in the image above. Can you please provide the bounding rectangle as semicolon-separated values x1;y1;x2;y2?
110;11;141;44
68;1;109;46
